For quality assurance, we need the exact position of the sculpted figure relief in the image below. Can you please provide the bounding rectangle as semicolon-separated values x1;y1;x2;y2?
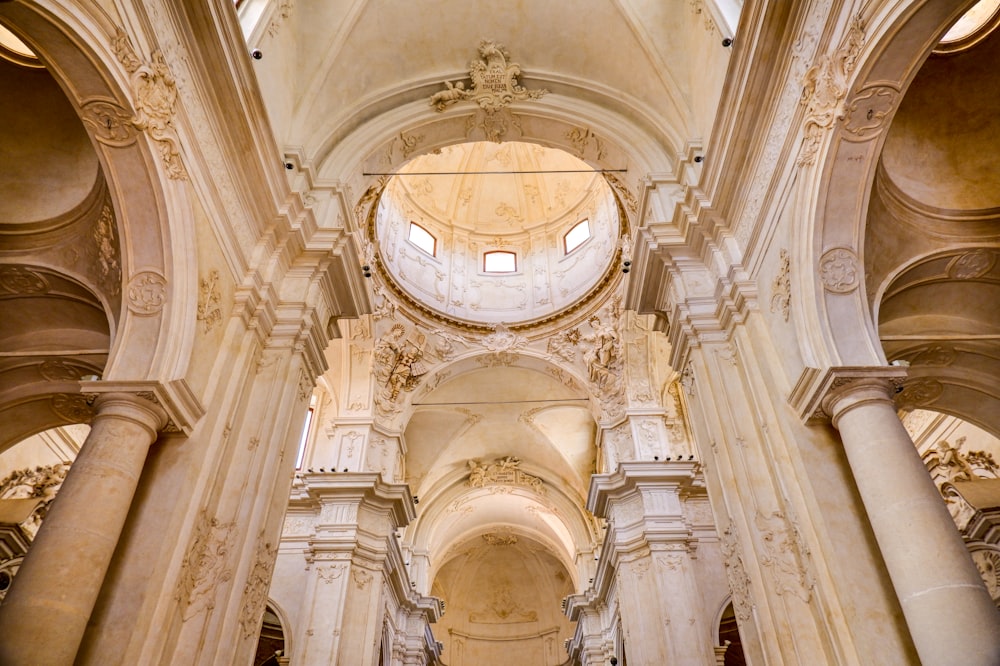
583;315;619;388
375;326;428;403
0;463;70;538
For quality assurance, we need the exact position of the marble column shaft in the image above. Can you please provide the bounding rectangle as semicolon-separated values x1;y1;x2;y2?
0;392;166;666
825;378;1000;666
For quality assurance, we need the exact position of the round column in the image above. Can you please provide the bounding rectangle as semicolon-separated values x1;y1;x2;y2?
824;378;1000;665
0;392;166;666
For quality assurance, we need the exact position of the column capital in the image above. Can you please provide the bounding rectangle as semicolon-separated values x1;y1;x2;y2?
789;365;907;425
81;378;204;435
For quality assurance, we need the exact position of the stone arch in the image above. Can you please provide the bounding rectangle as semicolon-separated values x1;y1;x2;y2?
254;598;292;663
303;92;683;251
0;1;195;386
799;0;979;367
407;469;596;590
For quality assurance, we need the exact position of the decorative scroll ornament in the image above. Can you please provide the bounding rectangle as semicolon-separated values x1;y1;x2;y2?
239;533;276;639
111;30;187;179
482;532;518;546
352;567;373;589
895;378;943;410
755;510;814;602
126;271;168;315
912;344;957;367
818;247;860;293
565;126;606;161
39;360;89;382
770;249;791;321
720;525;753;622
175;510;236;620
481;322;528;365
948;249;996;279
430;40;547;142
467;456;545;494
842;85;899;140
196;269;222;333
0;266;48;294
51;394;94;423
798;15;865;166
80;99;137;146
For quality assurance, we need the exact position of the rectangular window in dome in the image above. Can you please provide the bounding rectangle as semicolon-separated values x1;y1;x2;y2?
484;250;517;273
564;219;591;254
408;222;436;256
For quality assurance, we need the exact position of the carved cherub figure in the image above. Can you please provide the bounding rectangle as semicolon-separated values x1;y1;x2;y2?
430;81;467;111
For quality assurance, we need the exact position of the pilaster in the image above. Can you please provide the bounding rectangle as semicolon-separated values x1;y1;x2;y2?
585;461;716;666
292;473;441;666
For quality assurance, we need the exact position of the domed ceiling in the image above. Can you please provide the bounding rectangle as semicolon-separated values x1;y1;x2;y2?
375;141;621;328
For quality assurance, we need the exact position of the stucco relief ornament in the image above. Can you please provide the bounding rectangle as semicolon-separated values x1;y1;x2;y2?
948;249;996;279
239;534;276;639
896;378;944;411
175;510;237;620
798;15;865;166
430;40;548;142
0;266;48;294
971;550;1000;601
51;394;94;423
80;99;137;147
770;248;791;321
755;510;814;602
0;463;70;539
196;269;222;333
818;247;860;293
481;322;527;365
111;30;187;179
467;456;545;494
93;202;121;296
720;525;753;622
912;344;957;367
39;360;88;382
127;271;168;314
842;85;899;140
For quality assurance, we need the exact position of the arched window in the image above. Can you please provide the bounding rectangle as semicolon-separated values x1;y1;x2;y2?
564;219;590;254
408;222;436;256
484;250;517;273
